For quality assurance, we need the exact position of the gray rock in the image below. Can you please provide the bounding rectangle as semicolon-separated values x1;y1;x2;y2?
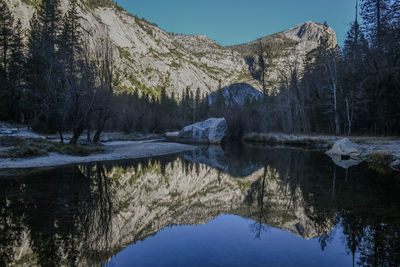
207;83;263;106
390;159;400;171
326;138;364;159
178;118;227;144
326;138;366;169
164;132;179;138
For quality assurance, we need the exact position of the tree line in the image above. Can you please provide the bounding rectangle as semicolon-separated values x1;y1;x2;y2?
1;0;399;143
0;0;234;141
248;0;400;136
0;0;114;144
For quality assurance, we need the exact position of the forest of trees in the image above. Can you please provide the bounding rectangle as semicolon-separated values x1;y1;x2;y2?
252;0;400;136
0;0;399;144
0;0;114;144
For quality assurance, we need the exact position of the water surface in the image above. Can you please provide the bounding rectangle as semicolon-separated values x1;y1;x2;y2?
1;145;399;266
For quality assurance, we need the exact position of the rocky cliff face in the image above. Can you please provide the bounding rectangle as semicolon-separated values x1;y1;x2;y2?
5;1;337;100
231;21;338;93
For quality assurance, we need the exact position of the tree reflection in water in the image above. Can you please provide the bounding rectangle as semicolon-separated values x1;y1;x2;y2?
0;145;399;266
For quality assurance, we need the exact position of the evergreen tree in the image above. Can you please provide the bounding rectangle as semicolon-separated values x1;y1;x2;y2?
25;0;64;133
0;0;13;73
0;62;7;119
361;0;391;47
25;13;45;126
38;0;61;57
8;19;25;122
0;0;13;120
194;87;201;122
59;0;81;72
213;88;225;117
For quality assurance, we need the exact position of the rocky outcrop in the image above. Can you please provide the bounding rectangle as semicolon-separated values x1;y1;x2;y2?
207;83;263;106
178;118;228;143
5;0;337;99
231;21;338;92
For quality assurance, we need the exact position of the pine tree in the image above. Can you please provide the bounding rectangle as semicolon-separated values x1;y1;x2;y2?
0;62;7;119
214;88;225;117
59;0;81;72
25;13;45;125
0;0;14;120
38;0;61;57
361;0;391;47
194;87;201;122
0;0;13;74
258;41;266;98
160;87;167;106
8;19;25;122
25;0;64;134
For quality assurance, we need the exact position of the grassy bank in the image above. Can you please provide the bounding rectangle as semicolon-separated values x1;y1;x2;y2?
242;133;337;148
0;136;104;159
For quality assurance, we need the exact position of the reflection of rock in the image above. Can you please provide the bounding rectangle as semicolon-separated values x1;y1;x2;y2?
182;146;263;177
326;138;365;168
328;155;363;169
390;159;400;171
232;167;334;239
178;118;227;144
183;146;228;172
1;149;336;266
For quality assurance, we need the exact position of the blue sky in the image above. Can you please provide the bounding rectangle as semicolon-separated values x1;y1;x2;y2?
118;0;357;46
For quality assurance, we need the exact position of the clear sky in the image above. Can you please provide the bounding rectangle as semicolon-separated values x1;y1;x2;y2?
117;0;357;46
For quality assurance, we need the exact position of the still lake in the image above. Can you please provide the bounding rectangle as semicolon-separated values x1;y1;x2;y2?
1;144;400;266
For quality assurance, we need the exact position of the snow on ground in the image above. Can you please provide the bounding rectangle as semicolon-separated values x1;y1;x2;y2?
0;141;196;169
0;122;43;139
0;122;196;169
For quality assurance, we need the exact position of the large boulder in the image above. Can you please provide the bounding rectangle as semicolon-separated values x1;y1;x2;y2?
326;138;366;169
390;159;400;172
178;118;228;144
326;138;364;159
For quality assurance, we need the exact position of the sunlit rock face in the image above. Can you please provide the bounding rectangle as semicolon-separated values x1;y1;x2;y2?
231;21;338;93
5;1;337;99
178;118;228;144
5;0;248;98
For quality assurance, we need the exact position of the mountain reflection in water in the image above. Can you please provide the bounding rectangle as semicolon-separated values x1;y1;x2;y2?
1;145;400;266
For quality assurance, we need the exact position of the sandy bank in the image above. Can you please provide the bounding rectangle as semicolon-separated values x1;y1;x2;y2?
0;140;196;169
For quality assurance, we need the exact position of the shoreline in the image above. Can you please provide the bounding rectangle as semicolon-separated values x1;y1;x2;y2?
243;133;400;171
1;129;399;172
0;140;196;170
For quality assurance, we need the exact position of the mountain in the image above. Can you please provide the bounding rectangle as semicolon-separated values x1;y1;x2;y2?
5;0;337;99
230;21;338;92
